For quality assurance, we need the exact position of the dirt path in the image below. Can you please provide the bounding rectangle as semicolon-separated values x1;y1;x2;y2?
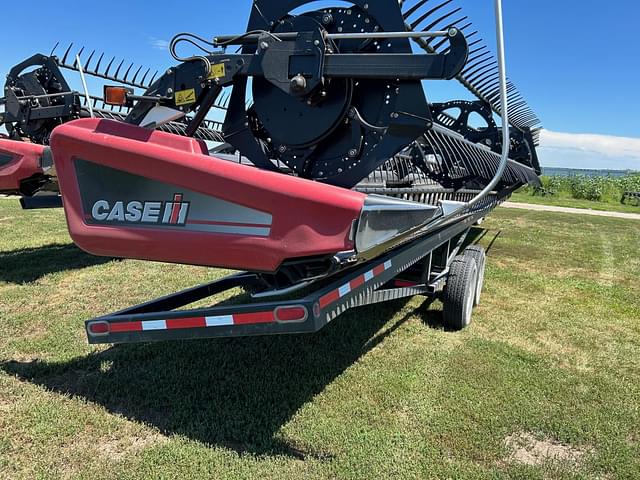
502;202;640;220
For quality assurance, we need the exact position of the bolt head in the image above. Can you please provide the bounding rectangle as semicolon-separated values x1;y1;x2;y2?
448;28;458;37
348;149;358;157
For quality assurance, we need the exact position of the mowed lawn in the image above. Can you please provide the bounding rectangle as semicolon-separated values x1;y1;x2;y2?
0;197;639;479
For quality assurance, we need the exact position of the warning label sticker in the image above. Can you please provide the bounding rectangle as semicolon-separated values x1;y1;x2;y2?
175;88;196;106
209;63;226;79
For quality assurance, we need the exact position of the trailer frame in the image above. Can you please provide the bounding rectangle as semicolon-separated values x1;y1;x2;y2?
85;207;487;345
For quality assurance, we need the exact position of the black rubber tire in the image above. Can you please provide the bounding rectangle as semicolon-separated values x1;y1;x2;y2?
464;245;486;307
442;255;478;330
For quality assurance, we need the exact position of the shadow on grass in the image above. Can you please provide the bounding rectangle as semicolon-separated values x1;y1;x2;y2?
0;244;113;283
1;298;445;459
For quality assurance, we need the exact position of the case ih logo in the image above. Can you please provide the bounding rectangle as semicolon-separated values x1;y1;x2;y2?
91;194;190;226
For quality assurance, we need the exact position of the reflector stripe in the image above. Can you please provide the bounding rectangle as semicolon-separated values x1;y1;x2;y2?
206;315;234;327
234;311;275;325
350;276;365;289
318;260;393;310
111;321;142;333
101;311;276;334
373;264;386;276
142;320;167;331
166;317;205;329
319;289;340;308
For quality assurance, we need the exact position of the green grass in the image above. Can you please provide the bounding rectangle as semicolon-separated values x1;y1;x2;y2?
510;190;640;214
1;197;639;479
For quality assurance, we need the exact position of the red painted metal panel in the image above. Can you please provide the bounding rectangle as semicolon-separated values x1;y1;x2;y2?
50;119;366;272
0;139;46;192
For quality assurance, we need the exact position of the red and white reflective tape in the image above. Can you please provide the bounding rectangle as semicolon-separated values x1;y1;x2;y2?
319;260;392;309
90;311;276;335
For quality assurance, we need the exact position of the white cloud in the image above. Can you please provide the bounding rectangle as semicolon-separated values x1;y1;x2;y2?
538;129;640;171
149;37;169;51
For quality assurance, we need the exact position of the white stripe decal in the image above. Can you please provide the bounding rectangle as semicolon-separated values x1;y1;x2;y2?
338;284;351;297
364;270;374;281
206;315;234;327
142;320;167;331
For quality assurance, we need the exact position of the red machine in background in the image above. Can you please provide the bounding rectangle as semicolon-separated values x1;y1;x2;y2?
0;139;49;197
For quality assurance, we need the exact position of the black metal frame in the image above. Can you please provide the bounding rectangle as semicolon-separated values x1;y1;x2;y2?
86;205;484;345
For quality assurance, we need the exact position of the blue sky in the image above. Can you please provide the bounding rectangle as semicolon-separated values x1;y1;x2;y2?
1;0;639;170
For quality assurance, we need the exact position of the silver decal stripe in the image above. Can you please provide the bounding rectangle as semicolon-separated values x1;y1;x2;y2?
75;159;273;237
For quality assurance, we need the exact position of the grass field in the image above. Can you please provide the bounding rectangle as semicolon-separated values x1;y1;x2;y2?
510;191;640;215
1;198;639;479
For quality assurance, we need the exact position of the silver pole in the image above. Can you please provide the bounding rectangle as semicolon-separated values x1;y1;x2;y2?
326;30;450;41
76;55;94;119
466;0;510;207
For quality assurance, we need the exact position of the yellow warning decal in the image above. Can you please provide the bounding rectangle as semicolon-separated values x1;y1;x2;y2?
175;88;196;106
209;63;226;79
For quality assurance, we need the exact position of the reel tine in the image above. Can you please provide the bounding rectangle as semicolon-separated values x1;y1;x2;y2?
84;50;95;71
140;68;151;86
402;0;431;20
475;74;499;93
113;59;125;81
467;64;498;84
93;52;105;75
104;57;116;77
467;38;483;48
148;71;159;86
50;42;60;57
465;60;496;80
462;56;494;75
419;8;462;34
409;0;455;30
61;44;74;65
131;65;143;85
73;47;85;68
469;45;488;56
122;62;134;83
467;49;491;64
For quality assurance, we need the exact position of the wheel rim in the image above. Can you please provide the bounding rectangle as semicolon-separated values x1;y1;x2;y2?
464;278;475;326
475;258;485;306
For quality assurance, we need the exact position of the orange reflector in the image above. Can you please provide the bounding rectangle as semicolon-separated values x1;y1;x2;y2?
88;321;110;335
104;86;130;106
274;306;308;323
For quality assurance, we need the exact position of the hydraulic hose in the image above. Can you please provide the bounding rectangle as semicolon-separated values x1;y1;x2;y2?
466;0;510;208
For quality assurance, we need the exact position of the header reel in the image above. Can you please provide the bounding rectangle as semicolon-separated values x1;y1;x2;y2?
124;0;469;188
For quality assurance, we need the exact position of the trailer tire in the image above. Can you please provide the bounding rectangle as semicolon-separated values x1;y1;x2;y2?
442;255;478;330
464;245;486;306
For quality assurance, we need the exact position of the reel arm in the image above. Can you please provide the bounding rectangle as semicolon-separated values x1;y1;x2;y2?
123;28;468;134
